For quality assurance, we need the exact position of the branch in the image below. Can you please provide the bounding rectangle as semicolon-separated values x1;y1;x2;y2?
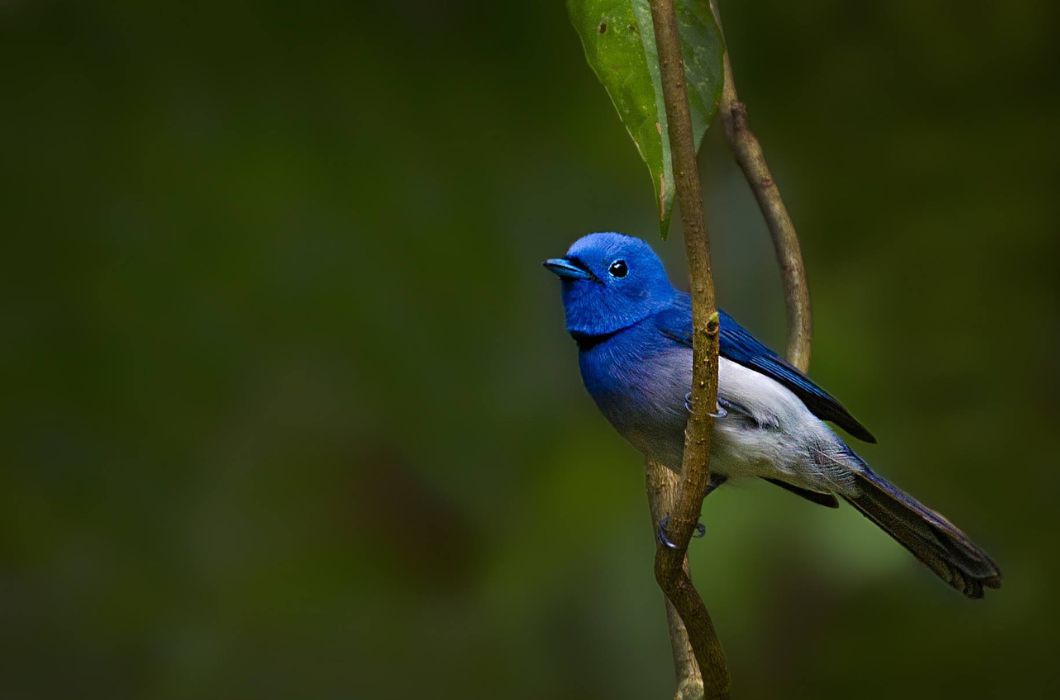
646;460;703;699
648;0;730;698
709;0;813;372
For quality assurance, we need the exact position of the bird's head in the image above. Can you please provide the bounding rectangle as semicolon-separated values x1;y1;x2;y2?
544;232;677;337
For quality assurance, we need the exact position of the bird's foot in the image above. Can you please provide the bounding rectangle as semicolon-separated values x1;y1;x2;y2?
657;515;707;549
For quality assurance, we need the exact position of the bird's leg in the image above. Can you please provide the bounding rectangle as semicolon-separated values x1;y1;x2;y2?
660;409;730;549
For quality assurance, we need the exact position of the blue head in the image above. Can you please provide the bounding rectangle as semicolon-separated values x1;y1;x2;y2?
544;232;678;337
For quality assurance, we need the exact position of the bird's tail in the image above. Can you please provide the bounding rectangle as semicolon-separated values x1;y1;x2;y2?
842;469;1001;598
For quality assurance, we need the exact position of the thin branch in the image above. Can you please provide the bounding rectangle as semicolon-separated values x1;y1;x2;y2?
646;460;703;699
644;2;814;696
648;0;730;698
710;0;813;372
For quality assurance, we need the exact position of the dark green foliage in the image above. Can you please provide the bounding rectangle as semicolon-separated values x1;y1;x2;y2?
0;1;1058;698
568;0;723;236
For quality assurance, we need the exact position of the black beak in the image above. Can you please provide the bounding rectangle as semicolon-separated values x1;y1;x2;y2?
543;257;593;280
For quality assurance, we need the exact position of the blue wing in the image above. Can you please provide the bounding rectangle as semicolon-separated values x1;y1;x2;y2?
653;294;876;443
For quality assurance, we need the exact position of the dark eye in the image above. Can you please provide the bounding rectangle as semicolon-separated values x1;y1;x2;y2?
608;260;628;278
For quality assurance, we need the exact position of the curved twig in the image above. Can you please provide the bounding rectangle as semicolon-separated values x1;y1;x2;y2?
709;0;813;372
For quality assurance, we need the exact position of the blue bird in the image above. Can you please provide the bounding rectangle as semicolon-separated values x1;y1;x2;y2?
545;232;1001;598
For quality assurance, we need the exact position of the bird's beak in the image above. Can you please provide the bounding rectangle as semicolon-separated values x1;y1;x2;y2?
543;257;593;280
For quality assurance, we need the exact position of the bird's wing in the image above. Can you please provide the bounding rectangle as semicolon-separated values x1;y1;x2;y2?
653;294;876;443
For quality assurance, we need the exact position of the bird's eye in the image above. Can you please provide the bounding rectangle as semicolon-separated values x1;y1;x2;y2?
608;260;628;278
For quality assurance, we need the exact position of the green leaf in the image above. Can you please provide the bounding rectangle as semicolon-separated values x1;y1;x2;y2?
568;0;724;237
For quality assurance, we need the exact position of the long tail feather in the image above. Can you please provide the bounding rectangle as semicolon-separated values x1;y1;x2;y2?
843;470;1002;598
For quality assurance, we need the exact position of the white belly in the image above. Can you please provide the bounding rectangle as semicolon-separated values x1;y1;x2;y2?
711;358;860;495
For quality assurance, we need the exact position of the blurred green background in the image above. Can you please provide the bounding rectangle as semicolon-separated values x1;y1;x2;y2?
3;1;1058;697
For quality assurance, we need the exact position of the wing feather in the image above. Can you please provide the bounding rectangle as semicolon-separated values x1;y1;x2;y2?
654;294;876;442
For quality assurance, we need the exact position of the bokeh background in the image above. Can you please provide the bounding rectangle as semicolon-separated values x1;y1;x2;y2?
3;0;1059;697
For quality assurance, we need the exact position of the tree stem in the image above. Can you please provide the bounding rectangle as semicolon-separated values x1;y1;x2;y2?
647;0;730;698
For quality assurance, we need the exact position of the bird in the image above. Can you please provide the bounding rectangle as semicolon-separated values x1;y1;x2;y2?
544;232;1001;598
